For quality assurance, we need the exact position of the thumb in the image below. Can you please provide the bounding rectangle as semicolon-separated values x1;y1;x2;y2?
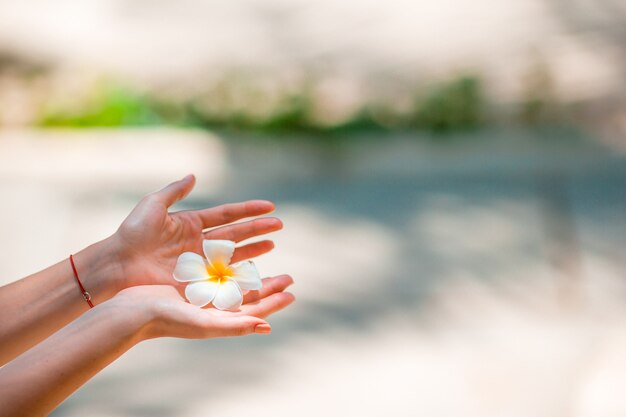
152;174;196;207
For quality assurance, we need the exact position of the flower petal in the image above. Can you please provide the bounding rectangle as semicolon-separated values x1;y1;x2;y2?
185;281;218;307
173;252;209;282
203;240;235;268
230;260;262;290
211;280;243;311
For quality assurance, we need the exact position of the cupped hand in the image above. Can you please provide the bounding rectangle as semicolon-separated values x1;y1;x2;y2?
110;175;282;291
115;275;295;340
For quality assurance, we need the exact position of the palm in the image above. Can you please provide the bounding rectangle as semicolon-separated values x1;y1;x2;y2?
113;176;282;290
117;201;203;287
120;275;294;339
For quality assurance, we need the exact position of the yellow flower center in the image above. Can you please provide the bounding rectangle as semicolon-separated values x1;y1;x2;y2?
207;261;233;285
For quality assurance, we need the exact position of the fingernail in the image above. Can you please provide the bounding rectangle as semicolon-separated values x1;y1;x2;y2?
255;324;272;334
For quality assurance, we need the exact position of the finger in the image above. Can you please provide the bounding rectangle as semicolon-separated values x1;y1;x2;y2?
208;315;271;337
194;200;275;229
230;240;275;263
204;217;283;242
243;275;294;304
150;174;196;207
239;291;295;319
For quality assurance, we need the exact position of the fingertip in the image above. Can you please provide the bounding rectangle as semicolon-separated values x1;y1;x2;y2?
250;239;275;251
267;217;283;229
269;274;293;286
152;175;197;207
281;274;294;286
283;291;296;303
254;323;272;334
181;174;196;192
256;239;276;251
258;274;293;292
249;199;276;213
267;290;296;305
253;216;282;231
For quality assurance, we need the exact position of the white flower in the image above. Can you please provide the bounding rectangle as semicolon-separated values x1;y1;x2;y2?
173;240;262;311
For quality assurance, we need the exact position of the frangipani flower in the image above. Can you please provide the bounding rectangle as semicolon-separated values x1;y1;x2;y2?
173;240;262;311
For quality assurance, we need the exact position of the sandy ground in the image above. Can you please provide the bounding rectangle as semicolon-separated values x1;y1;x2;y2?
1;128;625;416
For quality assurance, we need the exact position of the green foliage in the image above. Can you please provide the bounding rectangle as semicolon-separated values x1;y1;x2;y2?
257;95;310;131
414;76;485;132
39;83;164;127
36;75;489;135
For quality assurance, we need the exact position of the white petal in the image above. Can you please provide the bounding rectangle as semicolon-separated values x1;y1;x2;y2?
212;280;243;311
203;240;235;268
185;281;218;307
230;260;262;290
173;252;209;282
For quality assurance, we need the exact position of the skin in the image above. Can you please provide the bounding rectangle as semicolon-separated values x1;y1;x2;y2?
0;175;295;417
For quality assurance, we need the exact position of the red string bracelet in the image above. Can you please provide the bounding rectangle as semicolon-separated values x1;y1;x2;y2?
69;254;94;308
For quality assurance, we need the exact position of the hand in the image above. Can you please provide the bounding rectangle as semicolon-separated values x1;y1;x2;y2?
109;175;282;292
114;275;295;340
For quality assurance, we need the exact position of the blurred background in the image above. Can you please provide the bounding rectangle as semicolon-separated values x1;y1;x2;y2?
0;0;625;415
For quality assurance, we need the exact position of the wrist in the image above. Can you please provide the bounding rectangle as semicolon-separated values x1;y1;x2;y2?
96;291;158;344
72;235;125;305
